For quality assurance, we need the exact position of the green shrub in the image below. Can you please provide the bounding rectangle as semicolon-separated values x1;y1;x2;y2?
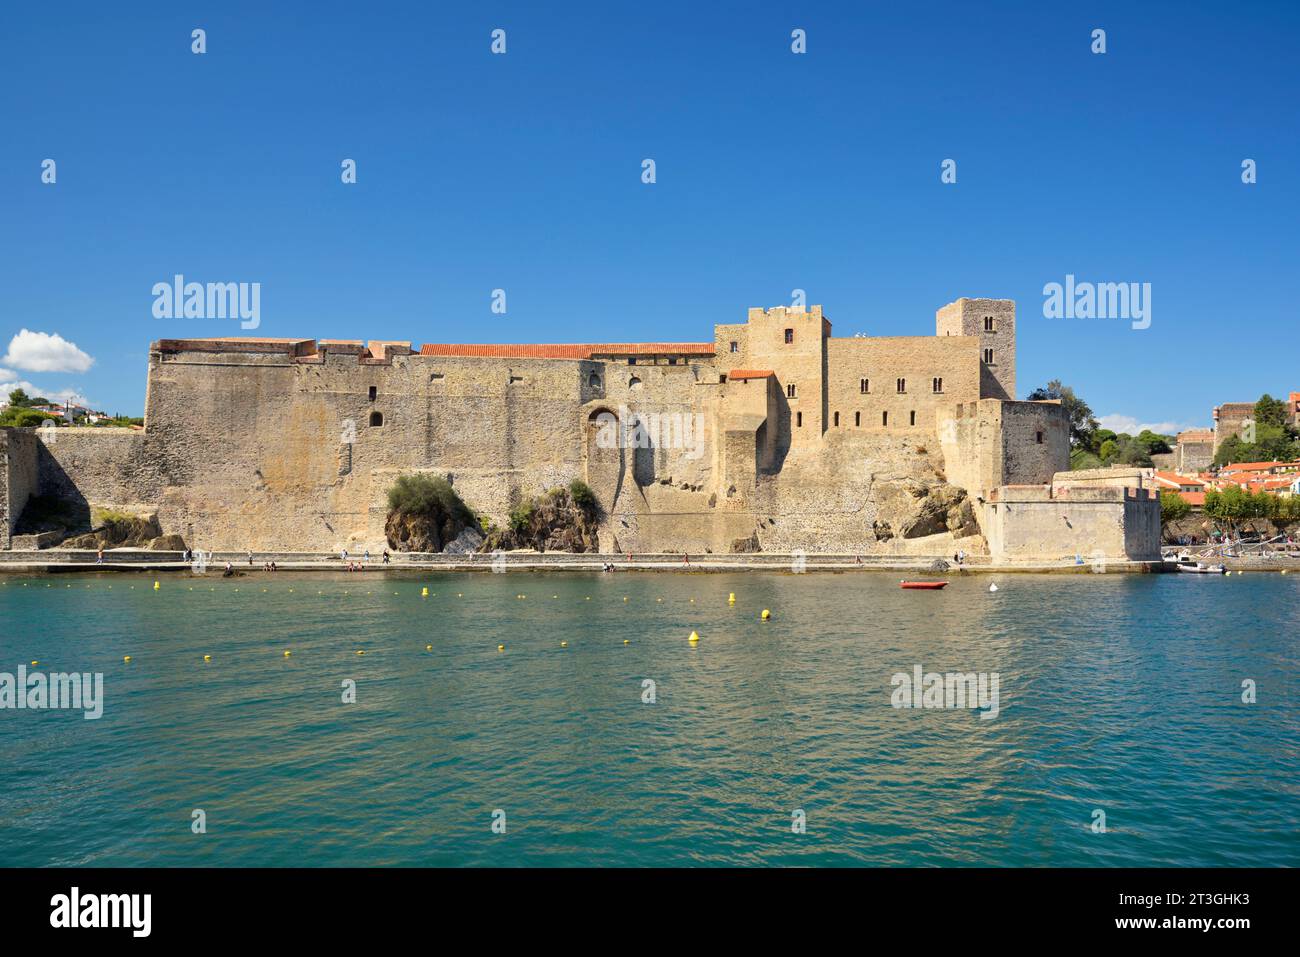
1;408;52;428
386;474;475;524
508;500;535;534
568;479;597;513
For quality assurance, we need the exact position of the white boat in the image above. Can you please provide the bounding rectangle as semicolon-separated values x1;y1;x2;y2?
1175;558;1226;574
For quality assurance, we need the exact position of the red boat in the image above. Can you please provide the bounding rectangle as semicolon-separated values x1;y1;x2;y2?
899;580;949;589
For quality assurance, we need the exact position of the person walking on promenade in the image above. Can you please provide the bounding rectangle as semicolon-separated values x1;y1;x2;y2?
382;550;390;565
96;548;104;565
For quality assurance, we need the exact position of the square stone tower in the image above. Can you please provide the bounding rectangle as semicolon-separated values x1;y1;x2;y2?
935;298;1016;400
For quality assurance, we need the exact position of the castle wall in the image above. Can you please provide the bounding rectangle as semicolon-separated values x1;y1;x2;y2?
1;430;41;548
826;335;980;433
982;485;1160;562
1213;403;1255;452
937;399;1069;499
12;298;1158;562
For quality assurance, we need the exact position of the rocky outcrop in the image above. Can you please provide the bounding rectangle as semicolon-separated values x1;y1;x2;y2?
730;532;761;553
386;509;477;553
62;510;165;549
872;479;980;541
483;487;600;553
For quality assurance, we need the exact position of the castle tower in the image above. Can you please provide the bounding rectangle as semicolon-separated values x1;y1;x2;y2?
734;305;830;449
935;298;1015;400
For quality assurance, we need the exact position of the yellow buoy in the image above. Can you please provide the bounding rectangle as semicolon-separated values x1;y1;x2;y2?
421;587;428;597
30;661;38;667
425;644;432;651
356;650;365;656
283;650;291;657
761;609;771;620
728;592;735;604
153;581;160;590
657;598;663;603
623;639;630;645
560;641;568;648
585;596;591;601
497;644;505;652
688;630;700;643
123;655;132;663
623;596;628;602
203;655;211;662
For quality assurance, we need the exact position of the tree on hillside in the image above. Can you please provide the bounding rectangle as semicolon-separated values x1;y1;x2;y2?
1135;429;1173;455
1255;394;1288;429
1027;379;1097;448
7;388;31;408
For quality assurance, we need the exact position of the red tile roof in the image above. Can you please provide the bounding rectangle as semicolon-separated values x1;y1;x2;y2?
727;369;775;379
1154;471;1206;488
417;343;714;359
1220;460;1300;473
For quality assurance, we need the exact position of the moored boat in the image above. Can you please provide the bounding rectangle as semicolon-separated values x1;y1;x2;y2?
900;580;949;589
1175;559;1226;574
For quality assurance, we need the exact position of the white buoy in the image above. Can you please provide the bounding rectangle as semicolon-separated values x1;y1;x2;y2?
989;583;998;592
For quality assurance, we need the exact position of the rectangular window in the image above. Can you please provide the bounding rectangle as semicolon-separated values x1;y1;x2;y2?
932;377;943;393
910;410;916;426
896;378;906;393
784;328;794;344
854;411;861;427
368;386;377;401
860;378;869;394
786;383;796;398
730;341;738;353
833;412;840;427
719;374;727;384
628;358;637;365
796;411;802;427
668;358;677;365
882;411;889;427
984;316;995;332
1036;431;1044;444
983;348;994;364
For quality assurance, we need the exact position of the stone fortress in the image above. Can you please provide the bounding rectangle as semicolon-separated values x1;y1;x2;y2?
0;297;1161;562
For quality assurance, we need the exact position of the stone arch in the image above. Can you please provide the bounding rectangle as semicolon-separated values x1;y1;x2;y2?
584;407;623;509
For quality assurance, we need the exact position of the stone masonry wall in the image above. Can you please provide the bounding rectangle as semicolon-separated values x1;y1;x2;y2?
1;429;41;548
11;300;1159;561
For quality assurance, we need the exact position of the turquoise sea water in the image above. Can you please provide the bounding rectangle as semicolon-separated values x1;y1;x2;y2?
0;570;1296;867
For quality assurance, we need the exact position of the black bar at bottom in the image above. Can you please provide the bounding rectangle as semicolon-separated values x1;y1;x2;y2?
0;867;1284;942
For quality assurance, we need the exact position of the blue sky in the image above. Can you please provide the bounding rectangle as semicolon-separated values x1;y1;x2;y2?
2;1;1296;429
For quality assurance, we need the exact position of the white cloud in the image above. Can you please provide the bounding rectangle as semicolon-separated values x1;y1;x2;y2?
2;329;95;373
0;376;92;409
1098;414;1198;436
